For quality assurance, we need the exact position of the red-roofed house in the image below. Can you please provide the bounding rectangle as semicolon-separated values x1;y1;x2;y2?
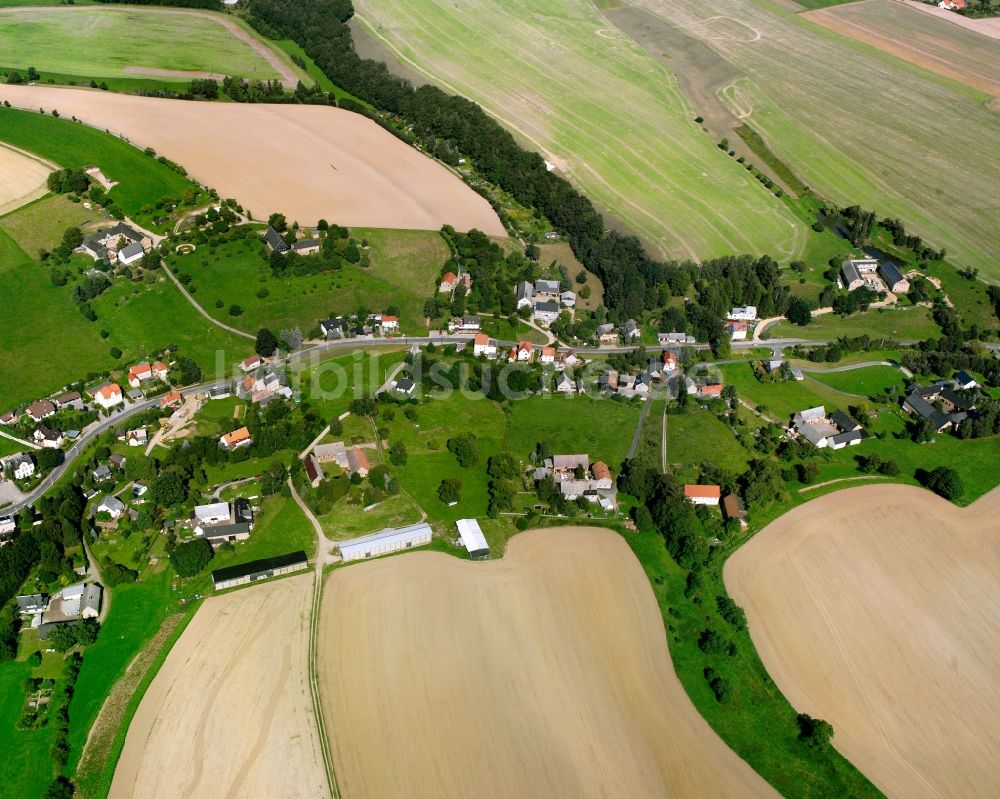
591;461;612;488
439;271;458;293
516;341;534;362
662;351;678;372
93;383;123;410
240;354;262;373
473;332;496;358
684;484;721;506
346;446;370;477
381;315;398;331
727;320;750;341
540;346;556;365
219;426;252;450
160;390;183;409
698;384;724;399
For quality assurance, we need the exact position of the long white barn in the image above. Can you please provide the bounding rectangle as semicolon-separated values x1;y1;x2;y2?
338;522;433;562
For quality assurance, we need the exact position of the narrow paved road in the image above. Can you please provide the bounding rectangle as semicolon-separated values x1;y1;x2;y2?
161;262;255;340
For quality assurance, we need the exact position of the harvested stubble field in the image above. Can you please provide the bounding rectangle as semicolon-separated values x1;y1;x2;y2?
627;0;1000;278
109;574;328;799
726;484;1000;799
0;84;506;235
352;0;802;262
319;526;777;799
804;0;1000;98
0;142;53;215
0;6;297;85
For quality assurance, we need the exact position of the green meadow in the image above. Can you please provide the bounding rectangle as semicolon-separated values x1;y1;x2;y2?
0;6;283;83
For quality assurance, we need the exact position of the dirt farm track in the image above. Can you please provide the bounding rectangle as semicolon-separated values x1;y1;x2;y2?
0;85;505;235
726;484;1000;799
108;574;328;799
318;526;777;799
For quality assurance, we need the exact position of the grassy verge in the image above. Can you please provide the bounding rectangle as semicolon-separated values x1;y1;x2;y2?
734;123;808;196
766;307;938;341
622;523;884;797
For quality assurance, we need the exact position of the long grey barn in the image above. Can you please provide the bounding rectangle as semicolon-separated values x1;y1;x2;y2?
338;522;433;562
211;551;308;590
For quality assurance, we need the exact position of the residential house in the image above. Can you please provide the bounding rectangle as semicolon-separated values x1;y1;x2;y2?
534;279;560;299
290;238;320;255
698;383;724;399
240;355;263;372
208;386;231;400
727;320;749;341
560;291;577;307
27;400;57;422
219;426;253;450
346;446;370;478
901;383;970;432
554;372;577;394
590;461;613;489
515;281;534;309
0;410;17;425
532;301;560;325
320;317;348;339
6;453;35;481
658;332;695;345
33;426;63;448
830;411;862;433
515;341;534;362
313;441;348;467
793;405;865;448
81;222;148;262
160;390;183;409
380;315;399;332
448;315;481;334
439;271;459;293
722;494;747;528
558;350;580;370
304;453;325;488
596;323;618;345
126;427;148;447
622;319;640;341
684;484;721;506
193;498;254;545
955;371;979;390
16;594;47;614
127;361;168;388
878;261;909;293
96;495;126;520
598;370;618;392
662;351;678;373
540;347;556;365
54;391;83;410
263;226;289;253
392;377;416;395
92;464;113;482
840;258;878;291
728;306;757;321
473;332;497;358
109;453;126;470
117;241;145;266
92;383;124;410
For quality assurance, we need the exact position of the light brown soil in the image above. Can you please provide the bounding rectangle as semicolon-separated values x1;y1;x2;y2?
805;0;1000;98
109;574;328;799
899;0;1000;39
0;85;506;235
726;484;1000;799
0;142;54;215
319;526;777;799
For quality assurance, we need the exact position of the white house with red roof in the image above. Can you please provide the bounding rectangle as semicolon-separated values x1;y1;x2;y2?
514;341;534;362
240;354;263;373
684;484;721;506
380;315;399;331
473;332;496;358
438;271;458;293
219;426;252;451
127;362;168;388
539;346;555;365
698;384;724;399
92;383;124;410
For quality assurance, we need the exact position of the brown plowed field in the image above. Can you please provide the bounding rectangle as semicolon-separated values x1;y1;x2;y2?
109;574;329;799
805;0;1000;98
318;526;778;799
0;84;506;234
0;142;54;215
726;484;1000;799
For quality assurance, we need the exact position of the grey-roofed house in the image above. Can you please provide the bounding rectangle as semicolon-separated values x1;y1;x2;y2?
560;290;576;307
902;391;953;432
532;301;560;324
320;317;347;339
828;430;863;449
393;377;415;395
6;453;35;481
290;238;320;255
117;241;145;266
515;281;534;308
263;226;289;253
622;319;640;340
840;259;865;291
955;371;978;390
535;279;560;296
16;594;46;614
96;495;126;519
878;260;909;293
80;584;102;619
830;410;862;433
92;464;113;482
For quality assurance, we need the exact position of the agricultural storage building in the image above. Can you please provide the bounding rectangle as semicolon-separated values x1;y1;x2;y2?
456;518;490;560
211;551;308;590
338;522;432;562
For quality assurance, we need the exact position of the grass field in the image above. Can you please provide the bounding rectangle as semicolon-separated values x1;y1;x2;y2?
666;409;752;481
0;229;246;410
173;228;447;333
352;0;802;262
720;362;864;421
627;0;1000;278
0;6;287;83
766;306;938;341
0;657;62;799
0;107;199;229
807;364;908;399
0;193;100;254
